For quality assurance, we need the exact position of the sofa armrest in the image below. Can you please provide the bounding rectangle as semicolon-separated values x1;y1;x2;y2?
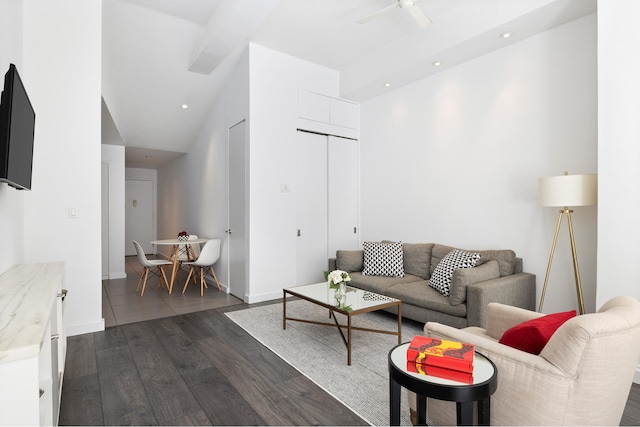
328;258;337;271
466;272;536;328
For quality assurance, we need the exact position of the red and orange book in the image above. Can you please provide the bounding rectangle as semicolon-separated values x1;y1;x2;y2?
407;336;475;373
406;361;474;384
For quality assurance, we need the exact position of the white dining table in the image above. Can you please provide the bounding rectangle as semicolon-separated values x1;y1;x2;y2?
150;238;208;293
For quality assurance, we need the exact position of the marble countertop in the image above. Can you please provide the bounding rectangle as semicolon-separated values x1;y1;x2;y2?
0;262;65;363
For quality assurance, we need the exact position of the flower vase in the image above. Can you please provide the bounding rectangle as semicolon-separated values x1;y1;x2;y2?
335;282;347;307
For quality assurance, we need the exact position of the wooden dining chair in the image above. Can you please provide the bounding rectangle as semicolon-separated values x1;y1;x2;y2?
182;239;222;296
132;240;173;296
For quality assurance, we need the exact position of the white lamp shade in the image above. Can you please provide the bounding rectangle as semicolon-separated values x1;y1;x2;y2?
538;174;597;207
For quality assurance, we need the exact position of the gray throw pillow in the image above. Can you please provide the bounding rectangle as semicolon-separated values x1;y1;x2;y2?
362;241;404;277
449;260;500;305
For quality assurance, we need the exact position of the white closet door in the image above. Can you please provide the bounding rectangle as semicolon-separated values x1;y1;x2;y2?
296;131;328;285
328;135;359;257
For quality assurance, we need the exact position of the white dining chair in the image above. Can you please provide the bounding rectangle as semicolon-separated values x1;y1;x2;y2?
132;240;173;296
175;235;201;286
182;239;222;296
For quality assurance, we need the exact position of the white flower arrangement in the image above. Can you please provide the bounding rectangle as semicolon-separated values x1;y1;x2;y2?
324;269;352;290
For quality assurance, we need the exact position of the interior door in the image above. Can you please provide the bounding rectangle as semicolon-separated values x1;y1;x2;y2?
101;163;109;278
296;131;328;285
125;179;154;256
328;135;359;256
228;120;247;301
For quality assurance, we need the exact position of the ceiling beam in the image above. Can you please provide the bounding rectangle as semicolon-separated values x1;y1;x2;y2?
188;0;282;75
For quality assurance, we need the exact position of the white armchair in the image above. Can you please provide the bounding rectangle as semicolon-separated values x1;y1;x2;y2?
410;296;640;425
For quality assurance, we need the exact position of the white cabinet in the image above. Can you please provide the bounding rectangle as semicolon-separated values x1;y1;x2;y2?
296;131;329;285
296;131;359;285
295;90;359;284
297;90;359;139
0;263;66;426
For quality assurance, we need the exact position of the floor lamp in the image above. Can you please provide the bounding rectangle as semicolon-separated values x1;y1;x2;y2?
538;172;597;315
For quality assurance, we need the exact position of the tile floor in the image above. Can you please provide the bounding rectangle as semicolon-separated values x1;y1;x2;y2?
102;255;244;327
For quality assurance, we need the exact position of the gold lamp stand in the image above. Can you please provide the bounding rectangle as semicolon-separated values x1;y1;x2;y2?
538;207;585;315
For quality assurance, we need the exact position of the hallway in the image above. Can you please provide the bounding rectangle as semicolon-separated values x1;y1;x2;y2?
102;256;243;327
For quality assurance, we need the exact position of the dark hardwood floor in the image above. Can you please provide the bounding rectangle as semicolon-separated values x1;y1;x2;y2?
61;256;640;425
60;300;640;426
622;383;640;426
59;302;368;426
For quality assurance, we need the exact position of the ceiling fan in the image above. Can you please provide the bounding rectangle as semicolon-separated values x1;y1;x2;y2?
356;0;432;28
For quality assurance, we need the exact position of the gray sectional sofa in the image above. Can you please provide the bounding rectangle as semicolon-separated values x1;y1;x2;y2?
328;242;536;328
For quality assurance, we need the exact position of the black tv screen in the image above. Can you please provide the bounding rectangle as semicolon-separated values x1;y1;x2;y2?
0;63;35;190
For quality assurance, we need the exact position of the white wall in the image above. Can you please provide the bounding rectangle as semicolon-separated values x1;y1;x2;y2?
247;44;340;302
158;44;340;301
596;1;640;307
102;144;126;279
157;48;247;290
0;0;26;275
22;0;103;336
360;14;598;315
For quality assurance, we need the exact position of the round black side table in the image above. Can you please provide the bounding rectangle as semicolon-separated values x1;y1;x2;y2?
388;342;498;426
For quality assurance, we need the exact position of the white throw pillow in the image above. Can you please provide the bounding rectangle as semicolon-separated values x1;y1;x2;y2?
429;249;481;296
362;241;405;277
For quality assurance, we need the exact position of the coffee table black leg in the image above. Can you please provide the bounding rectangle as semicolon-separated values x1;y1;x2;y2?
389;378;401;425
456;401;473;426
478;397;490;426
417;395;427;425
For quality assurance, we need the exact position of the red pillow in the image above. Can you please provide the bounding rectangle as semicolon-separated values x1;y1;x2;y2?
499;310;576;354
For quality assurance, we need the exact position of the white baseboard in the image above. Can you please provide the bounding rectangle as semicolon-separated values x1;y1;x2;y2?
246;291;282;304
102;272;127;280
634;365;640;384
66;318;105;337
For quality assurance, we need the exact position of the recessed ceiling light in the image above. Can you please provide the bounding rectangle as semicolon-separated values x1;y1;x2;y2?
500;31;512;39
384;82;391;87
433;61;441;67
181;104;189;109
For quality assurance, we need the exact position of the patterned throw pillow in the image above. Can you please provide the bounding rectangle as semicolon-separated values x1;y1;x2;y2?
429;249;481;296
362;241;404;277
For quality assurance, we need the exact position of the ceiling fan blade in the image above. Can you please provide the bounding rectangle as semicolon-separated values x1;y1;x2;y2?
356;2;398;24
408;5;432;28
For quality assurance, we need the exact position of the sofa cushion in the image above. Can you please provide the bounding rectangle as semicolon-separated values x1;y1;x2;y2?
383;240;433;280
499;310;576;355
348;272;423;295
335;250;364;273
386;281;467;318
431;244;516;277
362;241;404;277
429;249;481;296
402;243;433;280
449;260;500;306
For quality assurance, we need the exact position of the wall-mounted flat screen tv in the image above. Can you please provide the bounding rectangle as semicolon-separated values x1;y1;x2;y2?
0;63;35;190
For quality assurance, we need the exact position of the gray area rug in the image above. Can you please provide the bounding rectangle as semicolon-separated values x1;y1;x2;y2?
226;300;424;426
